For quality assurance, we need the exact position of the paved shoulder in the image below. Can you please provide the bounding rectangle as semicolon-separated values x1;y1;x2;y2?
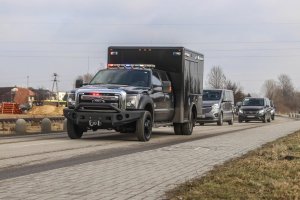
0;120;299;200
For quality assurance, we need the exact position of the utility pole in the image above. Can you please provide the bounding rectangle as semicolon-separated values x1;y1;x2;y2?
51;73;59;105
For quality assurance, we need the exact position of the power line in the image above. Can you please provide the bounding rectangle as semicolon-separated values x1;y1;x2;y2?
2;41;300;45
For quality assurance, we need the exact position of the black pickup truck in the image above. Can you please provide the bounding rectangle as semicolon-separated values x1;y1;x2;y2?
64;47;204;141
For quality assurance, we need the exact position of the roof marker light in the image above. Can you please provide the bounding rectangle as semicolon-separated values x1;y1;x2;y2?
173;52;181;56
110;51;118;55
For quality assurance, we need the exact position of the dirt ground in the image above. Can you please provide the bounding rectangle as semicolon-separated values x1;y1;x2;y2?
27;105;64;116
0;105;65;135
0;105;64;119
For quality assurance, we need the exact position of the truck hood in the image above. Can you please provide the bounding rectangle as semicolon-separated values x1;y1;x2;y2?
78;84;149;94
202;100;220;107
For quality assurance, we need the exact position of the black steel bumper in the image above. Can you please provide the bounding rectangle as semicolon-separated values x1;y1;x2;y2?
63;108;145;129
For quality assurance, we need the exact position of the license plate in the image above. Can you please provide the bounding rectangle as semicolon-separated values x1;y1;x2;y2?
89;119;102;127
247;116;255;118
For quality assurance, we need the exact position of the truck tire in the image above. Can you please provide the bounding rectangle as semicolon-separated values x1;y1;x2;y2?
173;110;195;135
217;113;223;126
173;123;182;135
181;122;193;135
181;110;195;135
267;114;271;123
67;119;83;139
135;111;152;142
238;117;243;123
262;115;267;123
228;113;234;125
271;114;275;120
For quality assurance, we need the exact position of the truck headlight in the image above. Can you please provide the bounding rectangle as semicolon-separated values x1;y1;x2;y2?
67;92;76;108
211;104;219;114
126;94;140;109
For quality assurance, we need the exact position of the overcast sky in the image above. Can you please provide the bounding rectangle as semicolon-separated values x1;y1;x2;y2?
1;0;300;95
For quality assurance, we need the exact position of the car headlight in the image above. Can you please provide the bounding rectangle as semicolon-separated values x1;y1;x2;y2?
258;109;265;115
239;109;243;114
211;104;219;113
67;92;76;108
126;94;140;109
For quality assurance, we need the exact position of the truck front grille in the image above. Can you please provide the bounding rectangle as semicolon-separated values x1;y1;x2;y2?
78;93;120;109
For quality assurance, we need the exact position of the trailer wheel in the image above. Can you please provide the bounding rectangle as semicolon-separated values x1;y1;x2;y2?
67;119;83;139
135;111;152;142
181;110;195;135
173;123;182;135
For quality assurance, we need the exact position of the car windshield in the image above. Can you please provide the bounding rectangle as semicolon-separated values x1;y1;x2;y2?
242;98;264;106
90;69;151;87
203;90;222;101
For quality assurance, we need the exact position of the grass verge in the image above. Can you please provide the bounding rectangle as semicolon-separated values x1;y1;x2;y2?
166;131;300;200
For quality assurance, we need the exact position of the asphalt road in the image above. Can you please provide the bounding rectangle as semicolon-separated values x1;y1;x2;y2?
0;116;299;199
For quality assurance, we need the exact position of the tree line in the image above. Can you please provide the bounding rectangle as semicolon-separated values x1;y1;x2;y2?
207;66;300;114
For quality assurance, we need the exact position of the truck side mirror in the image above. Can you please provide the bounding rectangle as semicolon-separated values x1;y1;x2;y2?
162;81;172;93
75;79;83;88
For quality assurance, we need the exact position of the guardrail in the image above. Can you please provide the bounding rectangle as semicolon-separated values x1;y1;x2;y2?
289;113;300;119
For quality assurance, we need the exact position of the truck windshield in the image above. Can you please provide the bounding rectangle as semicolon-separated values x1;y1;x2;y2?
242;98;264;106
203;90;222;101
90;69;151;87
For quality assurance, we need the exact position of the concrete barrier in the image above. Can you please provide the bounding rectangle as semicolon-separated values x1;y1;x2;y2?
41;118;51;133
15;119;27;134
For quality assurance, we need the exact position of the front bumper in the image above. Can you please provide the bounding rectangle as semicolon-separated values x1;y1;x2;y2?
238;113;265;121
63;108;145;129
198;112;219;123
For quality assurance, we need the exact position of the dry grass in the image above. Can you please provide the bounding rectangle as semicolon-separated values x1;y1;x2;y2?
166;131;300;200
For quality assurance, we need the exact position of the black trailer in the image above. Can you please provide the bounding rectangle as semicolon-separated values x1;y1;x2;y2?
108;46;204;124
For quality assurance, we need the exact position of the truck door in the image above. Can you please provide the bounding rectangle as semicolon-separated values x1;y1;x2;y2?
151;71;173;121
158;71;175;121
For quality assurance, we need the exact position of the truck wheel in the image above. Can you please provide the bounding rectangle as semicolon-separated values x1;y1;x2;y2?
217;113;223;126
271;114;275;120
262;115;267;123
173;123;182;135
181;111;195;135
67;119;83;139
135;111;152;142
199;122;205;126
228;113;234;125
267;114;271;123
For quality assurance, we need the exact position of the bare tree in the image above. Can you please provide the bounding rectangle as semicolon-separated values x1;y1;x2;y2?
278;74;294;98
207;66;226;89
224;80;245;103
262;79;277;100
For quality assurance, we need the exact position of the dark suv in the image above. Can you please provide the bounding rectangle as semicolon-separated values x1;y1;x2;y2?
238;97;272;123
